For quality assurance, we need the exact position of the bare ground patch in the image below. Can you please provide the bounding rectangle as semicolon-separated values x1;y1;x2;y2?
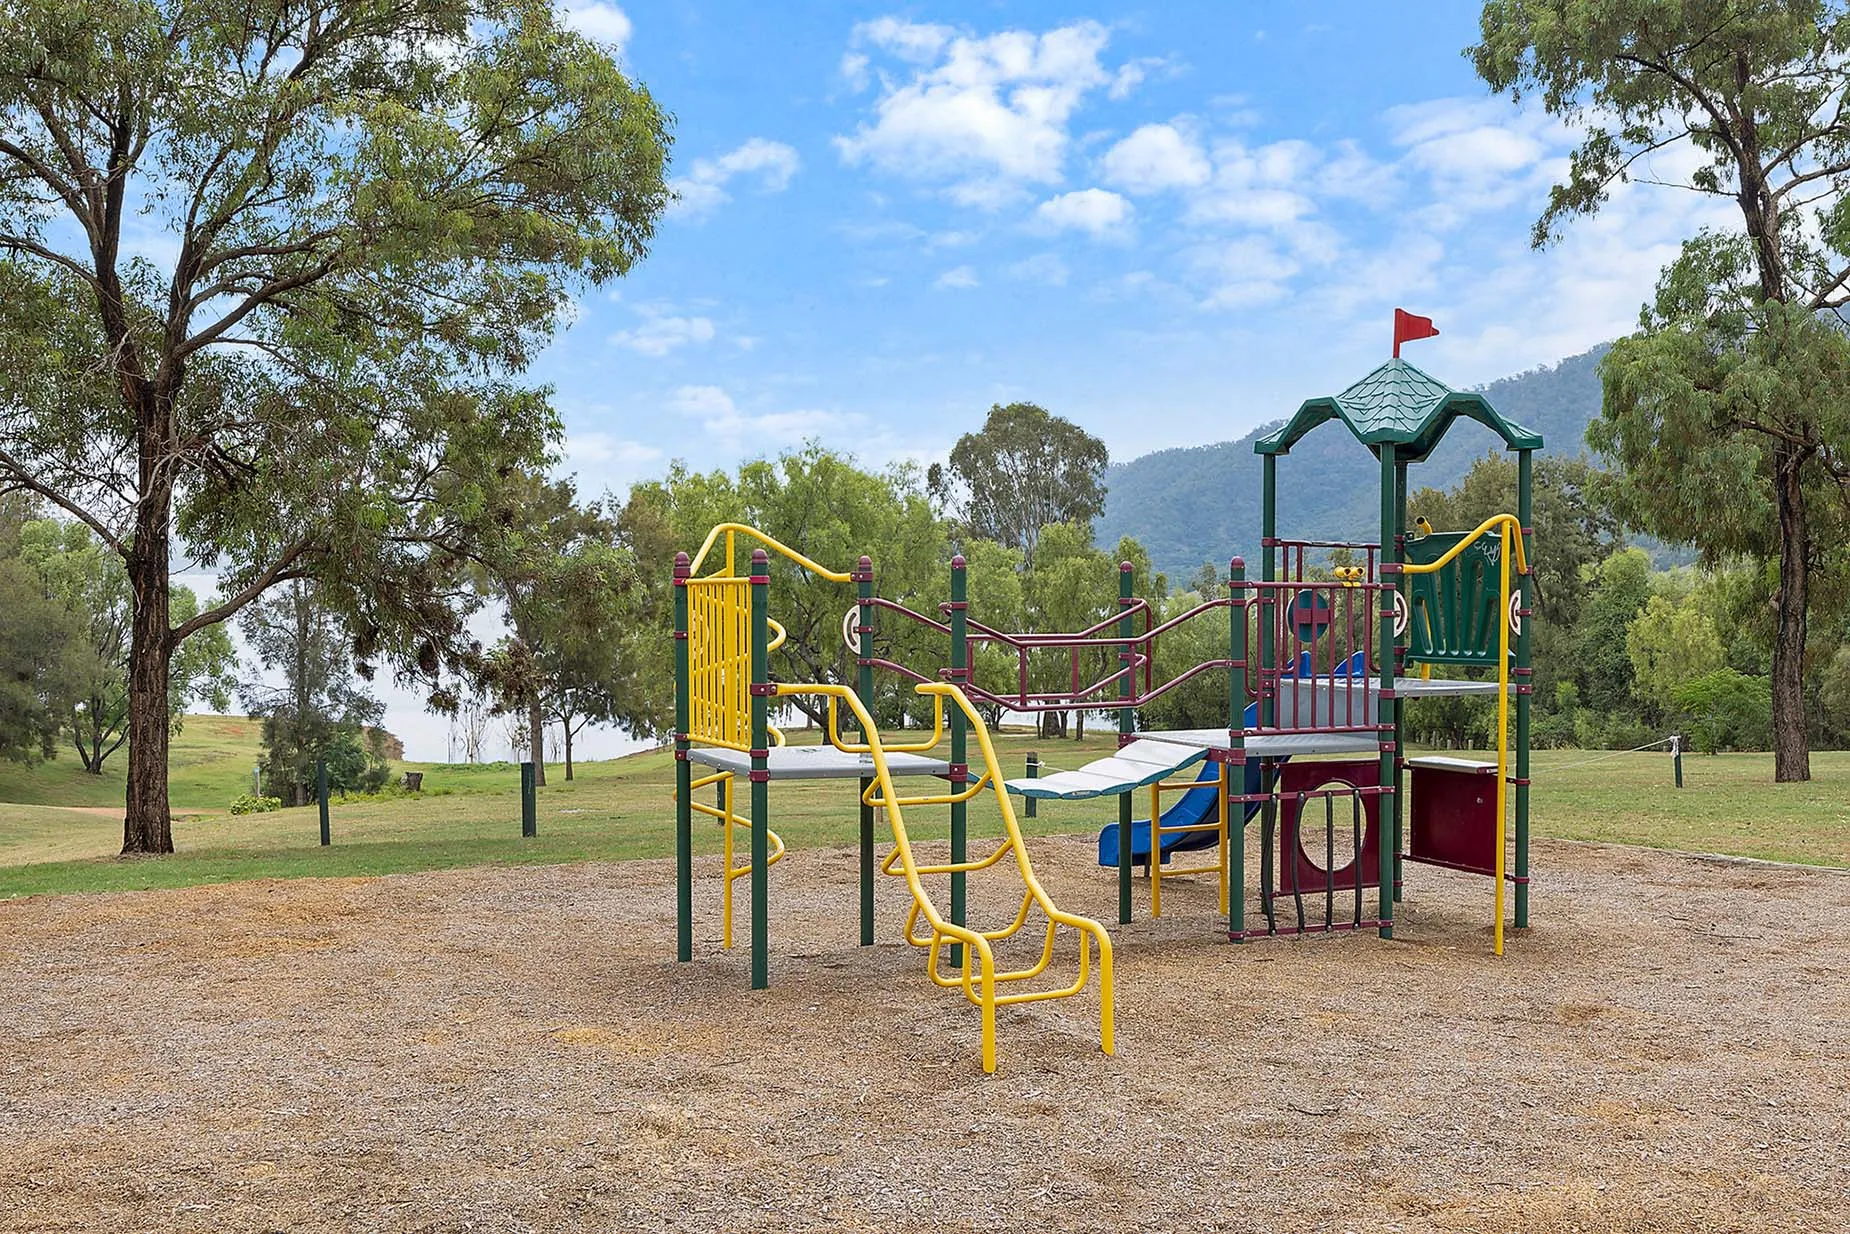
1;836;1846;1232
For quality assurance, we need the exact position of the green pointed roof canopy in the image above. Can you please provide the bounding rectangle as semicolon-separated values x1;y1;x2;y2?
1253;357;1542;463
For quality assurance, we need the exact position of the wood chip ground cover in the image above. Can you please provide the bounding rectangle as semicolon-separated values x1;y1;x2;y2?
1;836;1846;1232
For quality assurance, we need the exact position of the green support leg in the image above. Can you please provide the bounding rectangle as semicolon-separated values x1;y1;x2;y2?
1377;445;1398;939
750;550;771;990
949;555;969;966
856;556;876;947
1117;561;1136;924
1515;451;1534;929
673;552;693;962
1393;460;1407;903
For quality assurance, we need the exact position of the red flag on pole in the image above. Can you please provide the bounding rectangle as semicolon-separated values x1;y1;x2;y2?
1392;308;1439;357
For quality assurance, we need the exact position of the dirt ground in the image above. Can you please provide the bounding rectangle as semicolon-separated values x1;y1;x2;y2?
2;835;1847;1234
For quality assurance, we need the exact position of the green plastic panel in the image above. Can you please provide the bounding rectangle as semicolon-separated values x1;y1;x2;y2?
1403;532;1507;667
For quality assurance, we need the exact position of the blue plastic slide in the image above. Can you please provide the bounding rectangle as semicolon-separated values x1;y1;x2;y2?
1096;651;1367;868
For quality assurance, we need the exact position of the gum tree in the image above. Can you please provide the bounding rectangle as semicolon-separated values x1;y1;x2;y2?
0;0;671;849
1475;1;1850;779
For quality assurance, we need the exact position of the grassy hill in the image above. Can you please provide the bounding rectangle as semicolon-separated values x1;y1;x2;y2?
1098;346;1608;581
0;714;267;812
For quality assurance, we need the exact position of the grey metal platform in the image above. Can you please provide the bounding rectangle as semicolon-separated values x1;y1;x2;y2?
1392;676;1505;697
1140;730;1379;757
687;746;951;780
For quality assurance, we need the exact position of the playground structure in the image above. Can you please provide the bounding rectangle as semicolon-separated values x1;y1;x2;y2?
673;525;1113;1074
670;349;1540;1070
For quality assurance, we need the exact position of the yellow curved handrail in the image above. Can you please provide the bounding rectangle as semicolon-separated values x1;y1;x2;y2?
1401;513;1527;577
689;522;854;582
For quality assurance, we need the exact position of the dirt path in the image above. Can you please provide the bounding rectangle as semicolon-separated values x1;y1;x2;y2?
2;836;1846;1232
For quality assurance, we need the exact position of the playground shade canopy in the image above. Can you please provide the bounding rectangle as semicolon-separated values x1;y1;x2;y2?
686;746;951;780
1253;358;1542;463
1005;739;1209;801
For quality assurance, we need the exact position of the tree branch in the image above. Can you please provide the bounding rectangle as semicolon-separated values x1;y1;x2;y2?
0;449;127;553
170;539;315;643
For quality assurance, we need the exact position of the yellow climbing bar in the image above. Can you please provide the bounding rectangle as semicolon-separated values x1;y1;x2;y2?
777;681;1114;1073
687;768;788;949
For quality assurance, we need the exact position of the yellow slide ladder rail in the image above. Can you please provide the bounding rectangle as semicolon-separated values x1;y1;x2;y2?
1401;513;1526;956
778;681;1116;1073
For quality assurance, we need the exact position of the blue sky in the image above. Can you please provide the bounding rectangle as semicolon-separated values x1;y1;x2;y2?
535;0;1729;502
383;0;1735;759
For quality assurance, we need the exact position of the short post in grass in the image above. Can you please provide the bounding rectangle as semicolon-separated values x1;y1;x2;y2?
317;759;330;846
1024;753;1038;818
521;761;537;837
1672;734;1683;788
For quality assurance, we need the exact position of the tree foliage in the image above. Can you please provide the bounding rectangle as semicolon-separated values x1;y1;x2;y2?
473;476;630;783
240;580;388;804
19;518;233;772
0;0;671;850
932;403;1109;568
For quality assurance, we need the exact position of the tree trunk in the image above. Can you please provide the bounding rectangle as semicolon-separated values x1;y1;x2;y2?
1771;443;1811;782
1074;709;1085;740
122;504;175;854
563;718;574;781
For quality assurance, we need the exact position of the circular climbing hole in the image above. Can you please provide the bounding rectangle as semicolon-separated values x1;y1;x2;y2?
1296;781;1362;874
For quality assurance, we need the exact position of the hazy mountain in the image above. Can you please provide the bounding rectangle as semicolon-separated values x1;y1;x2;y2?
1097;345;1610;581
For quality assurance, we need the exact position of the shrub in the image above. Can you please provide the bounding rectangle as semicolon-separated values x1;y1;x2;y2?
228;794;283;815
1672;669;1773;753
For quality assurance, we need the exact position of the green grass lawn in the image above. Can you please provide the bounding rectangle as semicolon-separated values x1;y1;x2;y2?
0;715;1846;899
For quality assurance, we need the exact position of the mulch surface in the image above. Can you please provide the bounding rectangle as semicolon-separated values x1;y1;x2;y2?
2;835;1846;1232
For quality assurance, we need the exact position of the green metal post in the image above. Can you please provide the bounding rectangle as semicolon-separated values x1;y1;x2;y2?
949;555;969;966
1259;454;1279;909
673;552;693;962
1117;561;1135;926
1228;557;1248;942
1673;736;1684;787
1393;458;1408;903
1377;445;1398;938
1024;753;1038;817
1515;450;1534;929
521;760;537;837
750;548;771;990
317;759;329;846
856;555;876;947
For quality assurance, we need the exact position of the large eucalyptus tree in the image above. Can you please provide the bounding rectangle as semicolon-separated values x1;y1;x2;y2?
0;0;671;849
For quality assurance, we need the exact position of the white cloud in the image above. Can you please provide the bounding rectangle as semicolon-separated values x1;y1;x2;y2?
1007;253;1069;285
1188;236;1306;310
670;138;801;221
669;385;736;417
935;265;980;289
1036;187;1132;238
611;312;715;356
1108;56;1176;101
668;385;859;447
835;18;1117;208
1101;123;1210;194
1383;97;1568;228
558;1;631;49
